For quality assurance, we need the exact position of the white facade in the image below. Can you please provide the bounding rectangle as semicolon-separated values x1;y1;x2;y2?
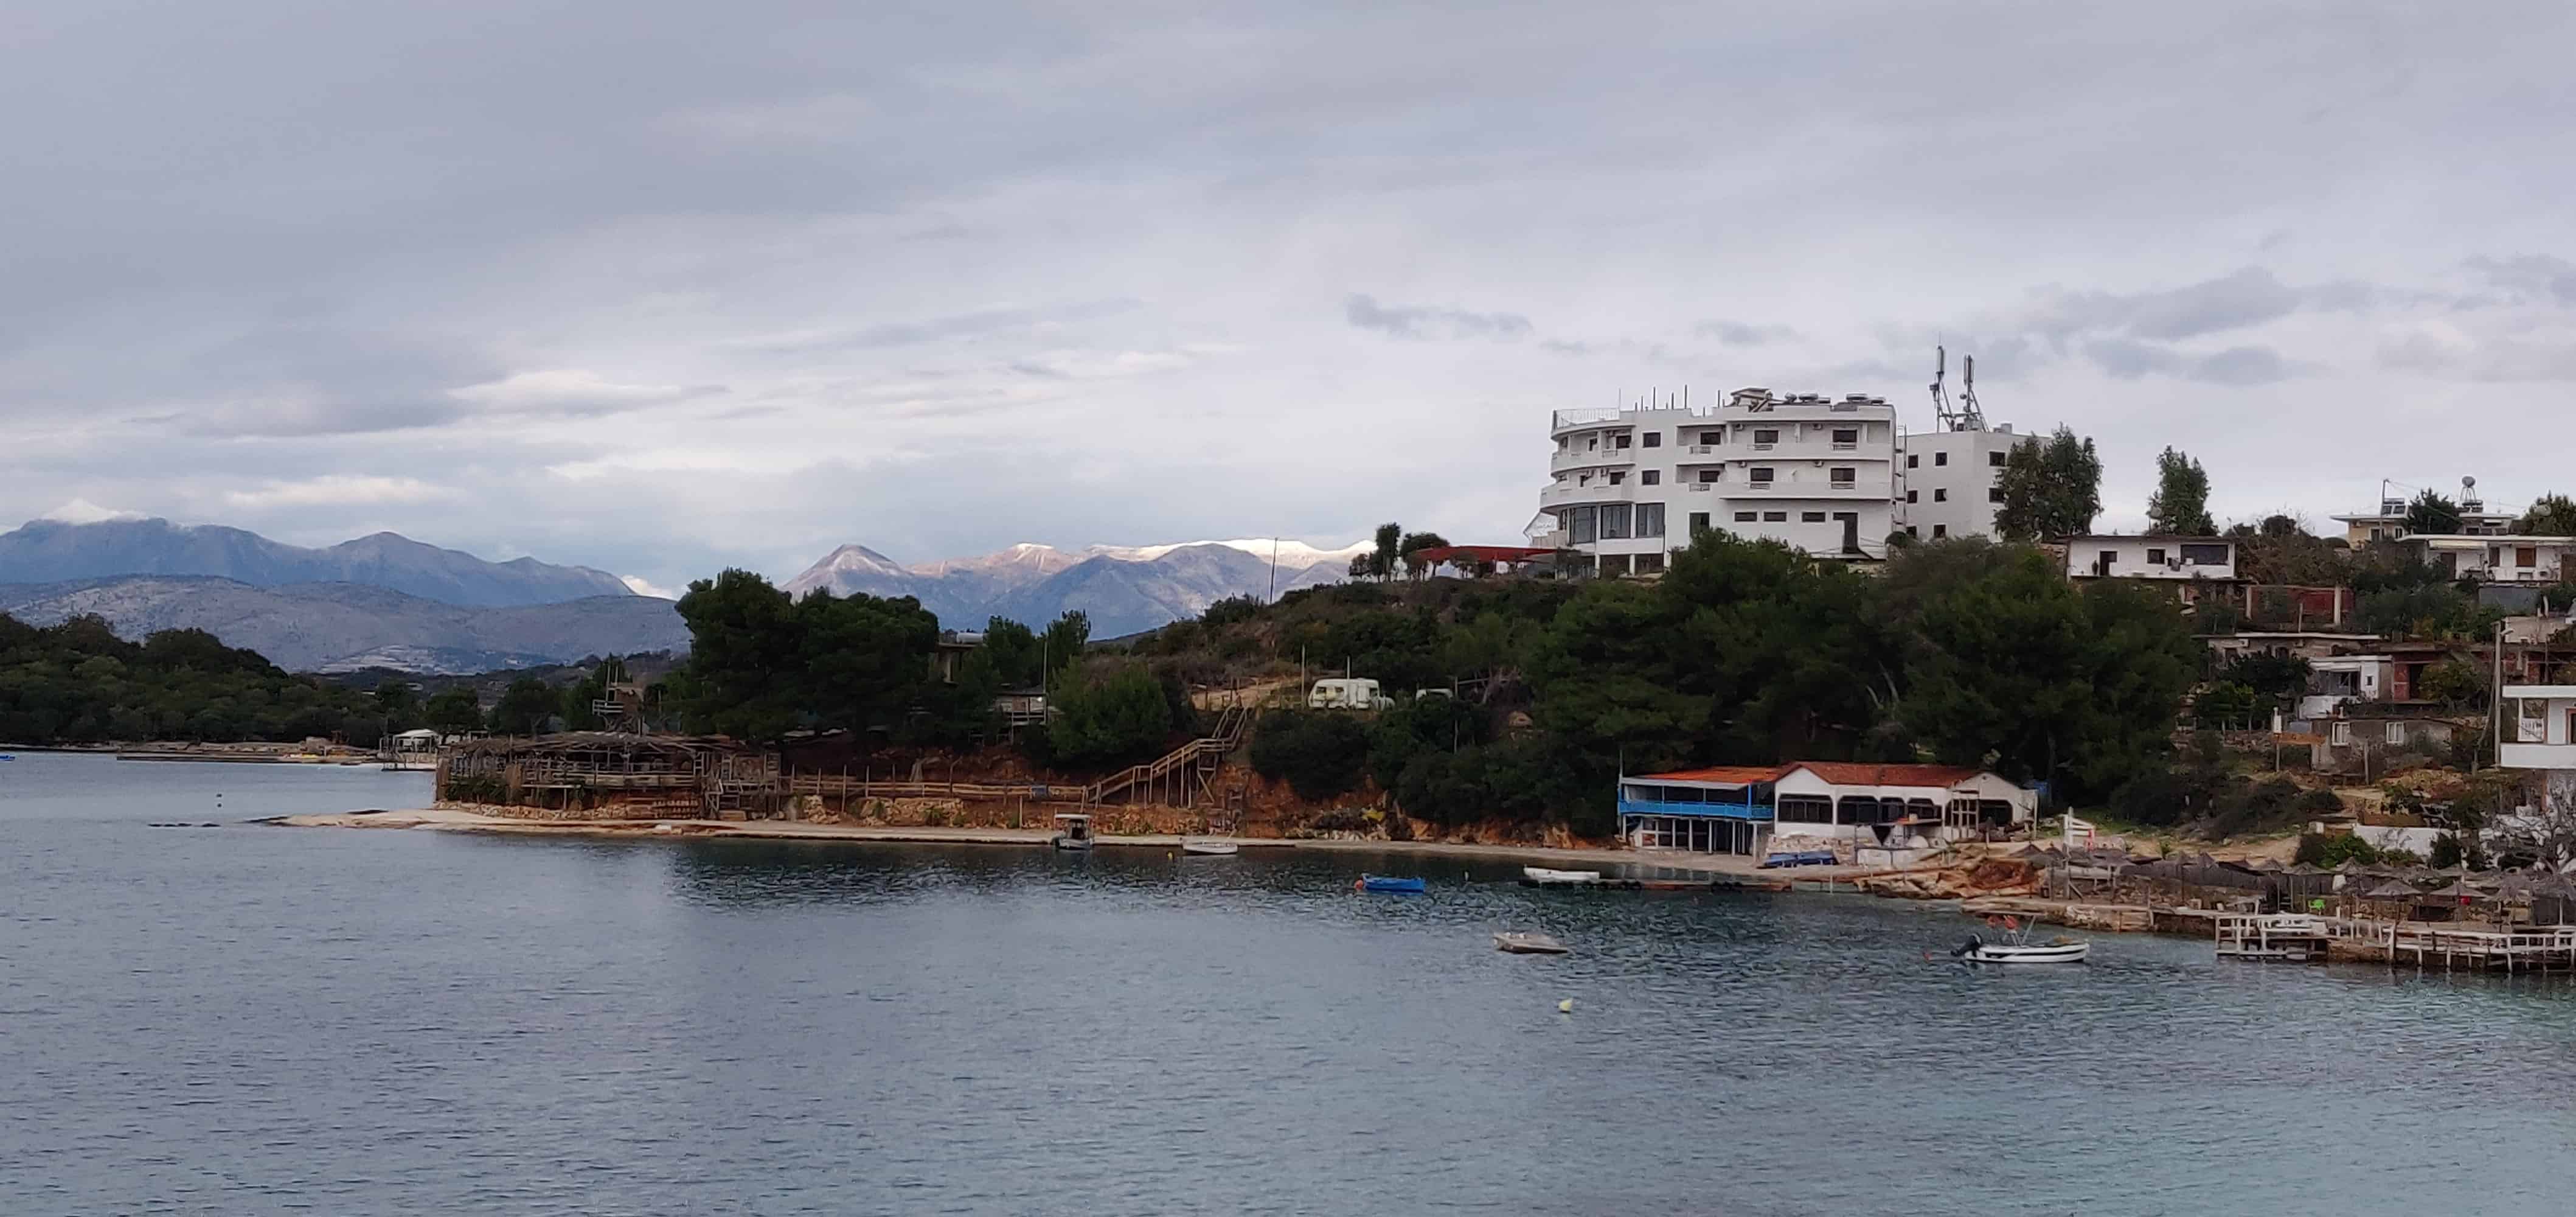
1893;425;2021;542
2406;535;2573;584
2501;685;2576;779
1540;389;2030;573
2062;535;2238;581
1770;764;2037;845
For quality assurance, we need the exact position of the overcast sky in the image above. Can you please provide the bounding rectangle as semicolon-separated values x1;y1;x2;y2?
7;1;2573;593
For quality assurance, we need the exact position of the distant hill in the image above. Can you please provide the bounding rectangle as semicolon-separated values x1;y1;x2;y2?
784;538;1361;636
0;518;634;607
0;576;686;674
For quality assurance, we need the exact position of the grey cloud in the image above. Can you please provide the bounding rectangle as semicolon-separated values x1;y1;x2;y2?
2032;267;2302;344
2084;339;2292;385
2465;255;2576;307
1696;321;1797;346
1344;294;1532;341
736;299;1145;354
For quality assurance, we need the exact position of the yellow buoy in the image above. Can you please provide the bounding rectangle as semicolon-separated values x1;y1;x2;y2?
1557;999;1575;1014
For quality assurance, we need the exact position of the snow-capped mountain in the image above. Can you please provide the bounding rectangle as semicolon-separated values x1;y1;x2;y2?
782;537;1364;636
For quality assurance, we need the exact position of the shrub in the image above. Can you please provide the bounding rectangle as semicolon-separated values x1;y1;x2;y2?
1201;595;1262;627
1047;663;1173;767
2294;832;2378;868
1250;711;1370;800
2295;787;2344;814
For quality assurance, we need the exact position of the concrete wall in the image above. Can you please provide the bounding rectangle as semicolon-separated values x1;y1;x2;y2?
1894;426;2019;542
2063;537;2238;580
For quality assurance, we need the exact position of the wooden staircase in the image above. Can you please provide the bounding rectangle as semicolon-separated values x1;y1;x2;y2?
1083;701;1258;811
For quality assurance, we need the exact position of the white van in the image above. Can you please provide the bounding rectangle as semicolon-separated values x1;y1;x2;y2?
1308;678;1395;711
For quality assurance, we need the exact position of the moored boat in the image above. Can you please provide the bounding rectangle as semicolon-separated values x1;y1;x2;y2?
1356;875;1426;894
1522;867;1601;883
1948;915;2089;964
1181;839;1238;856
1050;812;1095;851
1493;932;1569;954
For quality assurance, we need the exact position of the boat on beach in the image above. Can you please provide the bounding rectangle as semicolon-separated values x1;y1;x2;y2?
1356;875;1426;894
1522;867;1601;883
1181;839;1238;856
1050;813;1094;851
1493;932;1569;954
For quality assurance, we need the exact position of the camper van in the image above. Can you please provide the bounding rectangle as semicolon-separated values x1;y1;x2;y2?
1308;678;1395;711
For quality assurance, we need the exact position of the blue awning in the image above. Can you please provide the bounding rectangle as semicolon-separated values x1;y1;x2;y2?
1619;797;1773;821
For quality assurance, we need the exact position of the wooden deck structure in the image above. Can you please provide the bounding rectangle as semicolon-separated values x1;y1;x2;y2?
436;733;779;820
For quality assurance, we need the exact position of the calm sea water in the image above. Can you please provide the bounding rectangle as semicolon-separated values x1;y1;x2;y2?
1;751;2569;1215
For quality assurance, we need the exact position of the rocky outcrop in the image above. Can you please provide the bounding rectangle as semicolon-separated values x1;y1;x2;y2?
1852;857;2042;900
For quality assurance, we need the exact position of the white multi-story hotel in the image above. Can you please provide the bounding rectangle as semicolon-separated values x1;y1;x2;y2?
1535;386;2026;573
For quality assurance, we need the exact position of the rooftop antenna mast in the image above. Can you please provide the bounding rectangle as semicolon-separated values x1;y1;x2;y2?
1929;345;1957;430
1957;354;1987;431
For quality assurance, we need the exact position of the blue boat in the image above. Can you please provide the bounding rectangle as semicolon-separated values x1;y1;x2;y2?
1355;875;1426;894
1757;850;1838;870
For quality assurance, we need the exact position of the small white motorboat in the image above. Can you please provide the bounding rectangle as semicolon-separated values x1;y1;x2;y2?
1181;839;1238;856
1953;938;2091;964
1050;812;1095;851
1948;915;2089;964
1494;932;1569;955
1522;867;1602;884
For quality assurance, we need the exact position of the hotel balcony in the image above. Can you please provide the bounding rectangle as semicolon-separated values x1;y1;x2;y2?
1550;447;1636;473
1538;480;1637;509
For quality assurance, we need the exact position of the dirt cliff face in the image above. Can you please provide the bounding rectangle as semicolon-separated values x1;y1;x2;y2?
1853;857;2043;900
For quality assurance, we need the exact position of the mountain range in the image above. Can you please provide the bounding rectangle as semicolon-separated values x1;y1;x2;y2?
784;539;1361;638
0;577;687;674
0;517;633;607
0;515;1363;671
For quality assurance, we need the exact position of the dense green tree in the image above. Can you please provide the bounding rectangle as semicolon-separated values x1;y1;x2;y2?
372;679;423;732
2517;493;2576;536
0;614;379;745
979;618;1044;686
2145;446;2217;535
672;569;808;740
423;687;484;736
2402;490;2463;536
1397;531;1451;578
1993;427;2103;541
1038;610;1092;683
1045;662;1174;766
1249;710;1372;800
797;589;941;734
487;677;560;736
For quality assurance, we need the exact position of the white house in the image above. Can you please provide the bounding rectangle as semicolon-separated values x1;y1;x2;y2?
2502;683;2576;804
2405;535;2573;584
1537;387;2033;574
2062;535;2238;581
1617;761;2035;856
2330;484;2518;545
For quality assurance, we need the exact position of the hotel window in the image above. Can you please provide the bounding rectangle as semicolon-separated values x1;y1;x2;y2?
1753;428;1780;446
1932;488;1948;502
1934;452;1949;466
1831;428;1858;448
1932;525;1948;538
1905;525;1919;536
1699;469;1721;483
1643;432;1662;448
1570;506;1597;543
1735;511;1757;523
1636;503;1665;538
1689;511;1710;534
1607;472;1624;484
1906;454;1919;469
1615;433;1633;448
2147;548;2167;565
1988;487;2004;503
1599;503;1633;539
1801;511;1826;523
1640;470;1659;486
1749;467;1775;484
1704;430;1724;445
1762;511;1787;522
1830;467;1855;487
1906;490;1918;503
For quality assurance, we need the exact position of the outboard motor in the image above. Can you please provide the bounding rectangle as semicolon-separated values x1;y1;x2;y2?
1951;933;1982;958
